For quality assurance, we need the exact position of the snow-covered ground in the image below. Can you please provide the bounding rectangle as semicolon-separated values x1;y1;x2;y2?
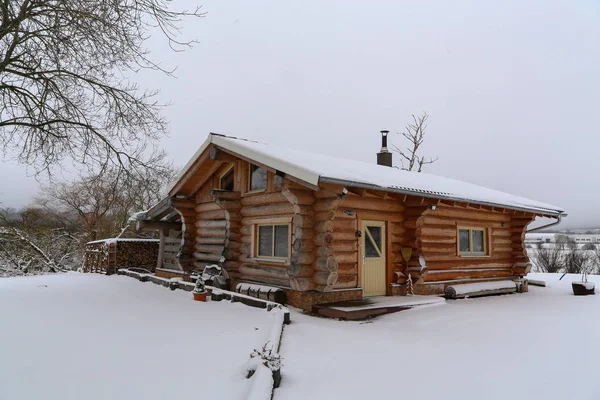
0;273;273;400
278;273;600;400
3;272;600;400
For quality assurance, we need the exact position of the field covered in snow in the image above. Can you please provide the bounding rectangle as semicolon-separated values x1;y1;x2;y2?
2;272;600;400
278;273;600;400
0;274;273;400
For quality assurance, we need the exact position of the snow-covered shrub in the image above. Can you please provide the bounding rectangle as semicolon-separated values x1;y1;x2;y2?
531;244;563;273
193;276;206;293
563;242;591;275
0;226;82;277
582;243;596;251
250;342;282;372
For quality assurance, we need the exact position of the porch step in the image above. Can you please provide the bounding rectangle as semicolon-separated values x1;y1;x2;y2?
313;296;446;320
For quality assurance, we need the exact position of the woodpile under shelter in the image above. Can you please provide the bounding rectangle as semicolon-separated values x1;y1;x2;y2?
83;238;159;275
142;132;565;310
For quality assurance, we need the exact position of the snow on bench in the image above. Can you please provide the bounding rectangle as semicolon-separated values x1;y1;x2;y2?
236;283;286;304
527;279;547;287
444;280;517;299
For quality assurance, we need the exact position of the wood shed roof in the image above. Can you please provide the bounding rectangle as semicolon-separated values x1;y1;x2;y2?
170;133;565;217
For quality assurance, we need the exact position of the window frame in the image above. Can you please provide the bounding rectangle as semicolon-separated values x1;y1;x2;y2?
457;227;489;257
217;165;235;191
247;162;268;193
364;225;384;259
254;222;291;261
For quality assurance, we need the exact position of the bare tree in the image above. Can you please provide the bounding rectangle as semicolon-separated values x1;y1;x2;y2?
563;240;591;274
532;243;563;273
590;244;600;275
582;242;596;251
392;112;439;172
0;0;203;176
37;158;176;242
554;234;570;250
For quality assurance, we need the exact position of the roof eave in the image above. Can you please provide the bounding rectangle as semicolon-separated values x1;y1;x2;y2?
319;176;565;218
168;135;214;196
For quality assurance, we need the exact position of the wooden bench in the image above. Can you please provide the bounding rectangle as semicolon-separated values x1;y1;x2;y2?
236;283;287;304
445;280;518;299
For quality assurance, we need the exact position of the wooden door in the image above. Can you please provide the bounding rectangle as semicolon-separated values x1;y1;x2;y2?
361;220;386;297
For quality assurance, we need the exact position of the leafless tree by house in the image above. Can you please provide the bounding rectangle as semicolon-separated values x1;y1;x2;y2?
392;112;439;172
0;0;203;176
37;158;176;242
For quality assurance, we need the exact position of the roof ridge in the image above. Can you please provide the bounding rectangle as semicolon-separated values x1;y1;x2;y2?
209;132;261;145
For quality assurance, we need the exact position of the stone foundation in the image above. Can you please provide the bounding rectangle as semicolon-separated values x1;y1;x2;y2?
390;284;407;296
228;279;363;311
225;276;529;312
285;288;363;311
413;283;446;295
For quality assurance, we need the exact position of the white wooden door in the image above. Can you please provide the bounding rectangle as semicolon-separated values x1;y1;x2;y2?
361;220;386;297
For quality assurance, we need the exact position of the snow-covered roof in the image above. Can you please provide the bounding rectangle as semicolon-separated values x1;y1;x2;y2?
128;211;148;222
171;133;565;217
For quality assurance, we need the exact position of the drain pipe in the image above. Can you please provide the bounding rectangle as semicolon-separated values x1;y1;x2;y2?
526;213;566;233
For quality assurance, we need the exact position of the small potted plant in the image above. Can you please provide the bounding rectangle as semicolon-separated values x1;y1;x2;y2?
192;276;208;301
572;271;595;296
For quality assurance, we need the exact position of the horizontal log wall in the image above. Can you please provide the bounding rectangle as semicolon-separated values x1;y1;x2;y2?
193;163;243;275
414;204;535;285
162;231;183;270
309;188;344;292
235;190;295;287
284;188;318;292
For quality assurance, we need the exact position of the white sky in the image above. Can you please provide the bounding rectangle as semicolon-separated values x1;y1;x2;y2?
1;0;598;229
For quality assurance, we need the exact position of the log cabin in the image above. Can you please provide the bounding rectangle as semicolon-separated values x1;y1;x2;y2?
140;132;565;310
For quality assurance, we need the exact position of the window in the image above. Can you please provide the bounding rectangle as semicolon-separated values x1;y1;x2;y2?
256;224;289;259
458;228;487;256
218;167;234;191
365;226;383;258
248;163;267;192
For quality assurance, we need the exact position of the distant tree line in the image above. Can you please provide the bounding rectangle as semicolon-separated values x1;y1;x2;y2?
531;236;600;276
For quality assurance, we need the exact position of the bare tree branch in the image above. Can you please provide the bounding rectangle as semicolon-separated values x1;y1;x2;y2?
391;111;439;172
0;0;204;176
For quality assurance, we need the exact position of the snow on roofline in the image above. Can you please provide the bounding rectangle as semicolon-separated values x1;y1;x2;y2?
127;210;148;222
87;238;160;245
170;133;565;217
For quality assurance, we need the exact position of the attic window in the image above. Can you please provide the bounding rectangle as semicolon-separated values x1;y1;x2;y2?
219;167;234;191
458;227;488;257
248;163;267;192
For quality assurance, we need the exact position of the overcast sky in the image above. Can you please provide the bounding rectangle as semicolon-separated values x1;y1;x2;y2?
1;0;598;229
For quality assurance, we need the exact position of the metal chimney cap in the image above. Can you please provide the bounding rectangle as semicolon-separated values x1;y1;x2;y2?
380;130;390;136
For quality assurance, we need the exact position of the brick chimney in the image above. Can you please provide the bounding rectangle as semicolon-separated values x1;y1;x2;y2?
377;130;392;167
